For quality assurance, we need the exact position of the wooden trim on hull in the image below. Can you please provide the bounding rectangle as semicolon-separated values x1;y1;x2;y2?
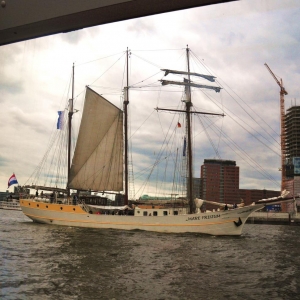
24;214;245;235
24;211;239;226
20;199;263;235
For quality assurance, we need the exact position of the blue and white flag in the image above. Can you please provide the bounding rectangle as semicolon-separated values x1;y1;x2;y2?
57;111;64;130
8;173;18;188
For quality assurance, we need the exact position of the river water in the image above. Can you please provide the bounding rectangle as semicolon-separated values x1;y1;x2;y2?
1;209;300;300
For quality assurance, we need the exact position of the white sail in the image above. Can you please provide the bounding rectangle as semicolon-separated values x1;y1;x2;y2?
68;87;123;191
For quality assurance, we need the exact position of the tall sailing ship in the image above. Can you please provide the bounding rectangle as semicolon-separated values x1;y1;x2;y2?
19;48;296;236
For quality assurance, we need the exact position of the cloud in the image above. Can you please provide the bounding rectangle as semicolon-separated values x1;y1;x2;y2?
0;0;299;196
127;19;156;36
59;29;87;45
8;107;50;135
0;45;25;98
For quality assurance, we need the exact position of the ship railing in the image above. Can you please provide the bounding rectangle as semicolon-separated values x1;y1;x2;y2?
77;198;89;213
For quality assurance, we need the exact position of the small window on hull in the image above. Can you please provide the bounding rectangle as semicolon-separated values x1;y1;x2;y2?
143;211;148;216
153;211;158;216
174;211;178;215
163;211;168;216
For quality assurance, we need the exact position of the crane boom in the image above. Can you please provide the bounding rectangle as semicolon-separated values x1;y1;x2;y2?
264;63;287;193
264;63;288;95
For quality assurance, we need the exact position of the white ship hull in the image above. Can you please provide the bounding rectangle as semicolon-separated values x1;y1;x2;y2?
20;199;265;236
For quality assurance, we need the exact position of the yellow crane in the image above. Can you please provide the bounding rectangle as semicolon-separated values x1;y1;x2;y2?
264;63;288;192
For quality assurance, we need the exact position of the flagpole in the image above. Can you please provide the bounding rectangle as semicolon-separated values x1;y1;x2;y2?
67;63;74;197
185;46;195;214
124;48;129;206
157;46;223;214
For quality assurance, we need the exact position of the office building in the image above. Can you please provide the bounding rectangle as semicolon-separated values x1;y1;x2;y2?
201;159;240;205
200;159;281;209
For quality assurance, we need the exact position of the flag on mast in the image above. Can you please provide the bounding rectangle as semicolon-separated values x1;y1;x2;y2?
8;174;18;188
57;111;64;130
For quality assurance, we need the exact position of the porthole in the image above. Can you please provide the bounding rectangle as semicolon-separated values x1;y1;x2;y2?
46;205;48;208
73;208;76;211
60;207;63;210
29;203;31;206
37;204;39;207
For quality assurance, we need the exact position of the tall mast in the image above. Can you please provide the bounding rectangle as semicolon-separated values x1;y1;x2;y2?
123;48;129;205
185;46;195;213
159;47;223;214
67;63;74;196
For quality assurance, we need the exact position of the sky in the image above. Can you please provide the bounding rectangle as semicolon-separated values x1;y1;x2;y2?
1;0;300;197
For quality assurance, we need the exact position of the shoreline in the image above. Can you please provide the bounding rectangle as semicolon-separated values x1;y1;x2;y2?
247;212;300;225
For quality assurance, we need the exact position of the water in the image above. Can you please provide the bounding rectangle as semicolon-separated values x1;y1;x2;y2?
1;210;300;300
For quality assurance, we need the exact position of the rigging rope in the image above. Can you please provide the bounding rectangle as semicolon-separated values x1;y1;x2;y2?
198;89;281;156
190;50;280;142
199;115;279;186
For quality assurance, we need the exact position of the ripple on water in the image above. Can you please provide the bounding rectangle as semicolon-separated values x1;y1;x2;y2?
1;210;300;299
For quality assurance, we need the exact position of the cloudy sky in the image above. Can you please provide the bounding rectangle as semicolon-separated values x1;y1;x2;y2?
1;0;300;197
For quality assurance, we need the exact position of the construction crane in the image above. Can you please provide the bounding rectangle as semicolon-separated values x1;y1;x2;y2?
264;63;288;192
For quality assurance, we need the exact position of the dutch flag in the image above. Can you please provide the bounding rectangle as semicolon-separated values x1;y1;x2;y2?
8;173;18;188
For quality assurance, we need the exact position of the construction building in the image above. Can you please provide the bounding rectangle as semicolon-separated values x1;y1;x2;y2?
285;106;300;163
284;105;300;211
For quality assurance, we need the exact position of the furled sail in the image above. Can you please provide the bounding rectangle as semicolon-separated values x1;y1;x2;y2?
68;87;123;191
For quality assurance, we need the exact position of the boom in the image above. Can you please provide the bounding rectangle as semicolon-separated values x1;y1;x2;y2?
264;63;287;192
264;63;288;95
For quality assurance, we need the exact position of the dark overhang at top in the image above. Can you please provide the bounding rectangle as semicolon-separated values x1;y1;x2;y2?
0;0;237;46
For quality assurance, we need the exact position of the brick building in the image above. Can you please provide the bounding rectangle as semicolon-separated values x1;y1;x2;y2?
201;159;240;205
239;189;280;207
200;159;280;209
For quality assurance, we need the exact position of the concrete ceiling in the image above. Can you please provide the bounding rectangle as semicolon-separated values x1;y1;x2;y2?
0;0;237;46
